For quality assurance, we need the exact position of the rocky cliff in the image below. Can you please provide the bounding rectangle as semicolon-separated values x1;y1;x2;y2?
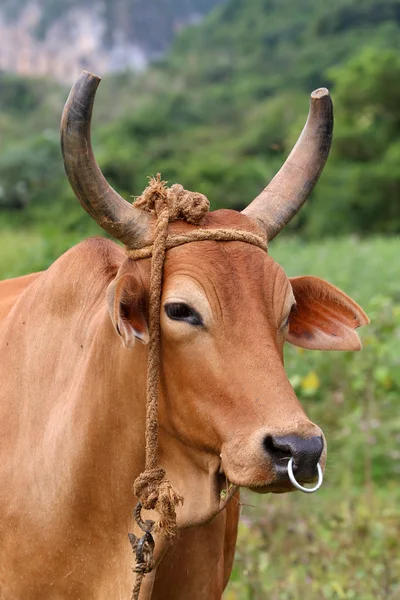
0;0;222;81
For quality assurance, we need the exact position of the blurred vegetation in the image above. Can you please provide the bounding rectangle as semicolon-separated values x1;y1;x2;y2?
227;486;400;599
2;0;400;236
1;0;400;597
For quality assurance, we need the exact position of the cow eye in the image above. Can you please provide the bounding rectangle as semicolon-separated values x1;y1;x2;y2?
164;302;203;326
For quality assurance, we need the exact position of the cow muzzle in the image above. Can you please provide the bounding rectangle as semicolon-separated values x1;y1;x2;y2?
220;425;326;494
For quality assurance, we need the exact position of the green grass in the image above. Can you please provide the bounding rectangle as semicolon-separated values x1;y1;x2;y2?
226;487;400;599
1;230;399;598
0;227;90;279
271;236;400;303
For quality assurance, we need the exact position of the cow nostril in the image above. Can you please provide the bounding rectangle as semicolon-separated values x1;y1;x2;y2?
263;434;324;478
263;435;292;462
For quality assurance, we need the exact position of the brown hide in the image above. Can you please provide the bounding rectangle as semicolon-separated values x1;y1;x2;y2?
0;212;367;599
0;272;42;323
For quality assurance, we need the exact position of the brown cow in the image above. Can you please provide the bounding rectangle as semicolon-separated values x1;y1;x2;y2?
0;72;368;599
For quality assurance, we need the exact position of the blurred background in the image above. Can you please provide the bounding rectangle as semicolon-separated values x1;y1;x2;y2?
0;0;399;598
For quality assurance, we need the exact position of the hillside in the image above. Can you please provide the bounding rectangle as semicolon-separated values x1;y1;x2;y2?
0;0;222;81
1;0;400;238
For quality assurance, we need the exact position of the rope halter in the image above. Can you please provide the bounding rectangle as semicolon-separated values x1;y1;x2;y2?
126;175;268;599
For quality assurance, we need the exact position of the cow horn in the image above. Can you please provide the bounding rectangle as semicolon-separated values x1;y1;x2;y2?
242;88;333;240
60;71;152;249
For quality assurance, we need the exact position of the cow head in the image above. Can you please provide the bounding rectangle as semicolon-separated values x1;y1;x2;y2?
60;72;368;525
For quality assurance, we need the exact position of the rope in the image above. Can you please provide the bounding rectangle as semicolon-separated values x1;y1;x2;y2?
131;572;145;600
126;175;268;599
126;228;268;261
128;531;154;600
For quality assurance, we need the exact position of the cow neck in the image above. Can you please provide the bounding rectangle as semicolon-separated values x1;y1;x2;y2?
124;175;268;599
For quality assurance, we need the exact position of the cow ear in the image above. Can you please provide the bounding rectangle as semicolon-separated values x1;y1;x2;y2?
106;261;149;348
287;276;369;351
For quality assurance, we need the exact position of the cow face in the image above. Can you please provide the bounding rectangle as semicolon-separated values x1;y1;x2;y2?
107;210;368;502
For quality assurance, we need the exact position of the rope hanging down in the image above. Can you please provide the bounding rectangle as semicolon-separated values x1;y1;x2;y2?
126;175;268;599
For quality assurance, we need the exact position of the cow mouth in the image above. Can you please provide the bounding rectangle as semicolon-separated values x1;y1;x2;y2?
217;465;287;496
221;457;321;495
248;460;297;494
250;468;321;494
249;481;295;494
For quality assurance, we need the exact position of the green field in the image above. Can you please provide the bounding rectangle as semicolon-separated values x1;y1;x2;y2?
1;231;399;599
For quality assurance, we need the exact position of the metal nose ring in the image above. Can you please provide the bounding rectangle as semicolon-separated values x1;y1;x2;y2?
287;457;323;493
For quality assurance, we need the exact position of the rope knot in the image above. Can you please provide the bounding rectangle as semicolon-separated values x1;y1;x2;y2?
133;467;166;510
134;174;209;225
133;467;183;539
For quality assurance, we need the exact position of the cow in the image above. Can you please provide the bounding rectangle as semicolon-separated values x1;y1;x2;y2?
0;71;369;599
